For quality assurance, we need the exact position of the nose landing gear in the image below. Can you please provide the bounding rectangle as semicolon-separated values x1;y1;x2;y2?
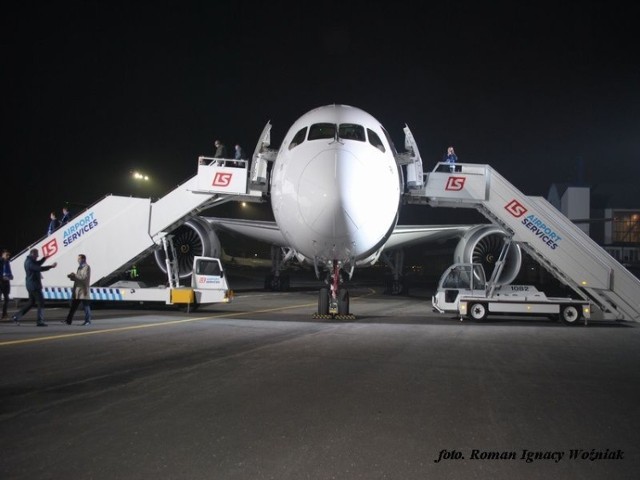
314;260;355;320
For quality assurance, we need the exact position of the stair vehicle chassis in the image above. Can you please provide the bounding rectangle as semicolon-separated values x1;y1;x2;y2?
432;263;591;325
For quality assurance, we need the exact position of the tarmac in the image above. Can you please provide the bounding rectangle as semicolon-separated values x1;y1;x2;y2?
1;274;639;479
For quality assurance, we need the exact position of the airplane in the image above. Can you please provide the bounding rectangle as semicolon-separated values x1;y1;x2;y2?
153;104;521;316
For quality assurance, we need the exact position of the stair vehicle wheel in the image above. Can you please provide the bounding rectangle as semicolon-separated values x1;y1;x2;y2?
560;305;581;325
179;300;199;313
469;302;488;321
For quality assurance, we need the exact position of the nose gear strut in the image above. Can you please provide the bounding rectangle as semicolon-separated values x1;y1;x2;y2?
314;260;355;320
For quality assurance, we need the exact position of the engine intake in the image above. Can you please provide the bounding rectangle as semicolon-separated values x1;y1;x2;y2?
154;218;222;279
453;225;521;285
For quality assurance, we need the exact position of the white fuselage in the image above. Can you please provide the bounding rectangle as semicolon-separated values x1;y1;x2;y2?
270;105;402;268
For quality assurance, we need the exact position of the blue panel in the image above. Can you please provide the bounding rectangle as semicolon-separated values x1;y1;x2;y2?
43;287;72;300
42;287;124;301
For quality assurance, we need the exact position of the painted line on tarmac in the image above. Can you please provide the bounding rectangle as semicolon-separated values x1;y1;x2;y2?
0;288;376;347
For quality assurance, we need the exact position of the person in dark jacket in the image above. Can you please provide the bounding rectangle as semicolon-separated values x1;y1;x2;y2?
234;144;246;160
1;249;13;319
11;249;57;326
233;144;246;167
47;212;60;236
60;207;71;226
214;140;228;159
443;146;458;172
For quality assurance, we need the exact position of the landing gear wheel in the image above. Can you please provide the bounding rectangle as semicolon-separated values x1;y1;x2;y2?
384;277;403;295
469;303;488;321
318;287;329;316
265;274;287;291
338;289;350;315
560;305;581;325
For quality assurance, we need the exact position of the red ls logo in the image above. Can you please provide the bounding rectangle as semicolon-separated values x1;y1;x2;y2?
212;172;233;187
42;239;58;257
505;199;528;218
445;176;466;191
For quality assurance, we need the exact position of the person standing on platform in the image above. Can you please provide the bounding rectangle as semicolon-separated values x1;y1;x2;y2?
443;146;458;172
213;139;228;166
232;144;247;167
214;139;228;158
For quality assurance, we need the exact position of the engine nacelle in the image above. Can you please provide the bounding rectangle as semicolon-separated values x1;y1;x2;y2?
453;225;522;285
154;217;222;279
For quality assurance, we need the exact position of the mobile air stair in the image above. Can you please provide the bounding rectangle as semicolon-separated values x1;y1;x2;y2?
407;162;640;322
10;157;266;300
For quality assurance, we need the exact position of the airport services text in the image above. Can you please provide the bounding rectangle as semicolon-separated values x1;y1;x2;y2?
521;214;562;250
63;212;99;247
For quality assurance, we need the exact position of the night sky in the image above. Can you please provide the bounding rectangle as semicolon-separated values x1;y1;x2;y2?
2;1;638;253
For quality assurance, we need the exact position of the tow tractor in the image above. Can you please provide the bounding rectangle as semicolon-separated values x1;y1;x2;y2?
107;254;233;312
432;262;591;325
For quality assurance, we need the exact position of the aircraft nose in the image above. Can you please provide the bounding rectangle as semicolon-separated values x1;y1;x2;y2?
297;147;396;239
297;149;352;238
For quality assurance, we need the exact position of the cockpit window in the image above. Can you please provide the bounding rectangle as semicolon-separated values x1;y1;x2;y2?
367;129;385;152
338;124;365;141
308;123;336;140
289;127;307;150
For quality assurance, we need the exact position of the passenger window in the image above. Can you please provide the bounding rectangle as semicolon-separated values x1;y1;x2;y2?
367;129;385;152
308;123;336;140
289;127;307;150
338;124;365;141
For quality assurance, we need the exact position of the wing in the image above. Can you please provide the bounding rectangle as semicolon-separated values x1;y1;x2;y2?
203;217;288;246
381;224;476;251
204;217;477;251
202;216;519;284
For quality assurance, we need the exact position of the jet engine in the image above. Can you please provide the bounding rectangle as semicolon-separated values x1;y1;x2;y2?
453;225;522;285
154;217;222;279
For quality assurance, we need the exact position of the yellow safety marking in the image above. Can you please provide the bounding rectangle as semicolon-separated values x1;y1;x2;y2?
0;288;376;347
